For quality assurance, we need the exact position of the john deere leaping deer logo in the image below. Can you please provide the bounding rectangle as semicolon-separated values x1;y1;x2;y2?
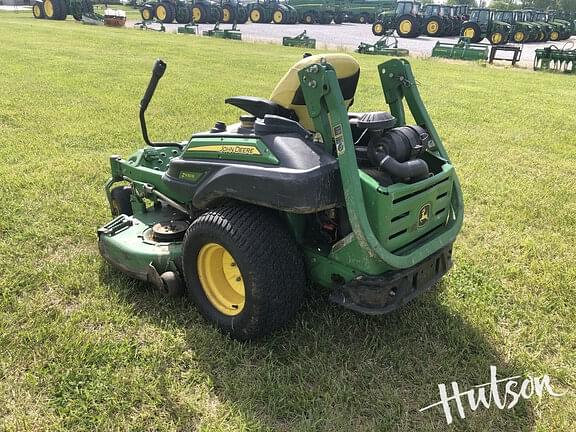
418;204;431;228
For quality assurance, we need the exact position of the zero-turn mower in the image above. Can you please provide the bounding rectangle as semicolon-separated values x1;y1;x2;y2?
98;54;463;340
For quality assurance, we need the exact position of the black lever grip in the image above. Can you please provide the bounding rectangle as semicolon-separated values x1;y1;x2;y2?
140;59;167;111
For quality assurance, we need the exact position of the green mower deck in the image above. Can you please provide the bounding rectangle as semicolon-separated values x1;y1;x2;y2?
98;55;463;340
282;31;316;49
431;37;489;61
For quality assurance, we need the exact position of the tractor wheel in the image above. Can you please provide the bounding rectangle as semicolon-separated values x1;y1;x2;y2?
461;23;482;43
512;30;527;43
372;20;385;36
319;13;332;24
358;13;370;24
208;5;223;24
32;1;45;19
44;0;66;20
249;5;265;23
176;4;191;24
396;14;418;38
537;31;545;42
140;4;154;21
222;5;234;23
236;5;248;24
334;13;343;24
191;4;207;23
154;2;175;23
110;186;133;217
272;8;286;24
301;11;315;24
182;205;306;340
489;31;505;46
550;30;560;41
424;17;442;37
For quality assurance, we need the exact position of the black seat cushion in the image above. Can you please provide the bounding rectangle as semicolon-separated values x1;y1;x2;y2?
225;96;299;121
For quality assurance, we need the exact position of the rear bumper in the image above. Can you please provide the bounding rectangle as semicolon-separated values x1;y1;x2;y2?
329;243;453;315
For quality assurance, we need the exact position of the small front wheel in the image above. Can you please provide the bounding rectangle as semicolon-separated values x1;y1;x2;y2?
182;205;306;340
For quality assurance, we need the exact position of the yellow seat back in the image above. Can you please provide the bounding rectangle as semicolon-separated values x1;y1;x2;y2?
269;54;360;131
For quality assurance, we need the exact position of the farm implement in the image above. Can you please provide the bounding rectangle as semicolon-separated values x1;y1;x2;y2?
431;37;489;61
202;22;242;39
98;54;463;339
534;43;576;73
282;31;316;48
356;31;409;56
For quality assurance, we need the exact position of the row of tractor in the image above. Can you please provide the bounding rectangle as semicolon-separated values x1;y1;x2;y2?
138;0;396;25
372;1;575;46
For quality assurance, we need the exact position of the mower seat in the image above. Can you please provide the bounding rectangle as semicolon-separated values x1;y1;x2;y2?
224;96;298;121
269;54;360;131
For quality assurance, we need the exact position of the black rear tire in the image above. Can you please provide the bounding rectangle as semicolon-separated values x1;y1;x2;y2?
396;14;419;38
110;186;133;217
222;5;234;23
140;4;154;21
209;5;223;23
175;4;191;24
154;1;175;23
461;22;482;43
301;11;315;24
182;205;306;340
32;1;45;19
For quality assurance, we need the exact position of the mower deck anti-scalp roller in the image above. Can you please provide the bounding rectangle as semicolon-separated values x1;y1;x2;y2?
98;55;463;340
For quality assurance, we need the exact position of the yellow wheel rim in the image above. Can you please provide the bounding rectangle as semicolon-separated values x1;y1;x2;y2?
305;15;312;23
192;7;201;21
33;4;41;17
427;21;439;34
142;8;151;20
250;9;260;22
222;8;230;22
374;23;383;34
156;5;166;20
551;31;559;41
514;32;524;42
491;32;502;44
399;19;412;34
463;27;475;38
273;10;283;23
44;0;54;18
359;16;365;23
197;243;245;316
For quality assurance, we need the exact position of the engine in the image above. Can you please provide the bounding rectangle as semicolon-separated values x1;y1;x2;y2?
353;111;432;185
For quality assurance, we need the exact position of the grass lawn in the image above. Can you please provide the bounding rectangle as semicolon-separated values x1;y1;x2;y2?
1;11;575;432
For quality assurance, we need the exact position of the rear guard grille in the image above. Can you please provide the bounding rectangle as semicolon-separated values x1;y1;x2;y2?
379;173;454;251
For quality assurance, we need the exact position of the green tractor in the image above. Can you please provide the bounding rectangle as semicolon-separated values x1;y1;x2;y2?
220;0;249;24
342;0;395;24
140;0;223;24
533;11;568;42
246;0;298;24
420;4;453;37
461;8;510;45
372;1;422;38
32;0;93;20
289;0;342;24
548;10;574;40
98;54;463;340
493;10;539;43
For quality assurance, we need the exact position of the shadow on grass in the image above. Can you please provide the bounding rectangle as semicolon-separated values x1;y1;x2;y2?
101;265;535;431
